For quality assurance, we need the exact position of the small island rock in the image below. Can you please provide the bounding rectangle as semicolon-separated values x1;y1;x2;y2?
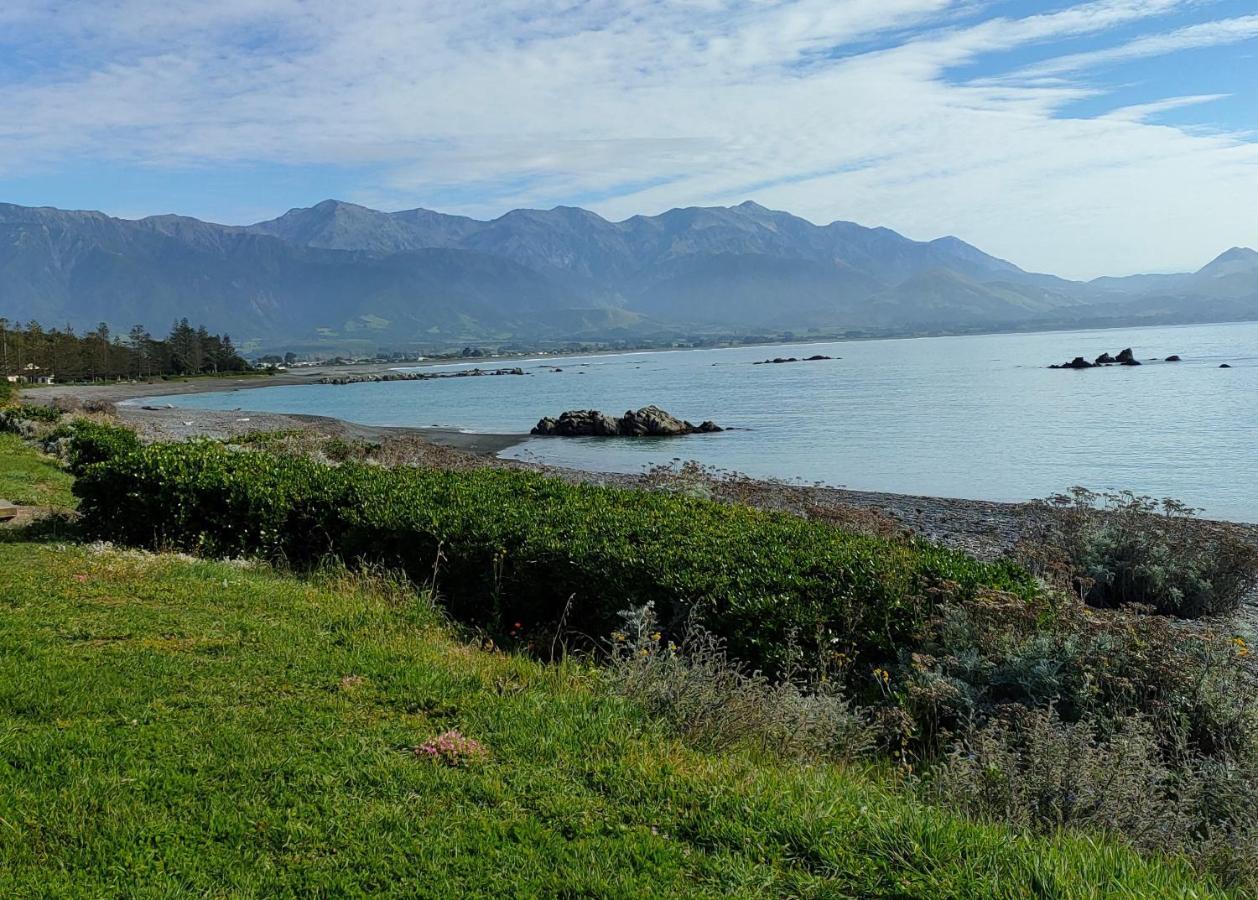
531;405;722;437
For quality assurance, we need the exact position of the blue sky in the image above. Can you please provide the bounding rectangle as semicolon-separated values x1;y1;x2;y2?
1;0;1256;278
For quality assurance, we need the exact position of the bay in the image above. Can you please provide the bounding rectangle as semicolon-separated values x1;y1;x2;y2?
142;322;1258;521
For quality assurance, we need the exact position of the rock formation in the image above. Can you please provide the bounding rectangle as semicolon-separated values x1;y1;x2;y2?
531;405;722;437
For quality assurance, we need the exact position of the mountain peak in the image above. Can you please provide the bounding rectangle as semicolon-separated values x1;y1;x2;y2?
1212;246;1258;263
1198;246;1258;278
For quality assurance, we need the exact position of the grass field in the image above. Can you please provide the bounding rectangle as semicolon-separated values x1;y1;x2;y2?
0;426;1233;897
0;433;76;509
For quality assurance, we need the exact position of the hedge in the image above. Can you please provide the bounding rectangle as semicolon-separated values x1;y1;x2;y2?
73;438;1035;674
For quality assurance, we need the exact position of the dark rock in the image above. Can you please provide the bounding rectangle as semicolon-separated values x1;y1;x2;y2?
1094;352;1116;365
755;354;833;365
1220;363;1232;368
618;405;695;436
531;409;620;436
531;405;722;437
1053;357;1093;369
1165;355;1181;362
1120;359;1142;366
1116;348;1135;364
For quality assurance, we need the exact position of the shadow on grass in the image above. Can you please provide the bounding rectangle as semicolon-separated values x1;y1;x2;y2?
0;512;83;544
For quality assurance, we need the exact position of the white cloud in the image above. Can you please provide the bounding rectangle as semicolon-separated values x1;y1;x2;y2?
0;0;1256;278
1008;14;1258;80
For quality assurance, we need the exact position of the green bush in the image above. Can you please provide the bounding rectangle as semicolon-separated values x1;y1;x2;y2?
1025;488;1258;618
59;420;143;477
897;588;1256;759
0;403;62;432
72;439;1034;675
929;707;1258;891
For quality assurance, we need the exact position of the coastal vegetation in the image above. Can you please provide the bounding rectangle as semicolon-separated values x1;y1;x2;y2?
71;434;1032;675
3;399;1258;893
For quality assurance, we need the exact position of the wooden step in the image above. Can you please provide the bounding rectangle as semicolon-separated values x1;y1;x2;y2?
0;500;18;521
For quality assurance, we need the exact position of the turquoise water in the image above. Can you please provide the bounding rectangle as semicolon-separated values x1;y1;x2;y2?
143;322;1258;520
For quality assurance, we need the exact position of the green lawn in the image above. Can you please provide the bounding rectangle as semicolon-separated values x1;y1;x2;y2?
0;433;76;509
0;540;1223;897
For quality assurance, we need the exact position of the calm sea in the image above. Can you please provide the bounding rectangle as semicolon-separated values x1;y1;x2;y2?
142;322;1258;521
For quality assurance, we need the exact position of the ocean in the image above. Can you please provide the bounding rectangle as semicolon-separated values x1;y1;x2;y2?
141;321;1258;521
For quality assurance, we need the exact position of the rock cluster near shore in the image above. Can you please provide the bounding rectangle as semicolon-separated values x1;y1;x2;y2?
531;405;723;437
753;354;834;365
317;367;525;385
1049;348;1183;369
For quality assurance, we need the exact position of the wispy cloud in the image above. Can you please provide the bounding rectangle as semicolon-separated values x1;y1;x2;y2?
1007;14;1258;81
0;0;1256;278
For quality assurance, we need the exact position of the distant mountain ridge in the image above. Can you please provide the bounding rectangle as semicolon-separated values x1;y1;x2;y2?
1;199;1254;349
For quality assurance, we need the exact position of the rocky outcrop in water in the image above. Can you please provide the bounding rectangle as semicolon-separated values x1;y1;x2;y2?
753;354;834;365
532;405;722;437
318;367;525;385
1049;348;1167;369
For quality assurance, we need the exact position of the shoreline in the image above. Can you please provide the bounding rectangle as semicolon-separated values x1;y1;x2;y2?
27;373;1258;557
28;373;1053;556
31;369;532;455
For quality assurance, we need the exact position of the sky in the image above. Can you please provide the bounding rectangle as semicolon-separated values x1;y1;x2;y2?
1;0;1257;279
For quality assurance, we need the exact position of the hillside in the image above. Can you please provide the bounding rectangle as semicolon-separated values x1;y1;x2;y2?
2;199;1256;349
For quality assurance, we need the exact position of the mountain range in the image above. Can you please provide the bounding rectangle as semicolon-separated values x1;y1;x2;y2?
2;199;1256;351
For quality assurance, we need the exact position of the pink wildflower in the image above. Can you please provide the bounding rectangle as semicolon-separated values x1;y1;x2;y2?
414;729;488;767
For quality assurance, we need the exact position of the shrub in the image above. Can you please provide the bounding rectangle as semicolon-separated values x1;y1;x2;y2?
607;603;873;759
928;706;1258;890
930;707;1172;837
0;403;62;432
60;420;143;476
1024;488;1258;618
896;587;1258;759
71;439;1035;676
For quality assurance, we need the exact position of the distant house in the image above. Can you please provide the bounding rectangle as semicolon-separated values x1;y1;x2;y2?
9;364;54;384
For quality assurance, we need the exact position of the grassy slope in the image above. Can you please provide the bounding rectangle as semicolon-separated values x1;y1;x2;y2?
0;544;1224;897
0;440;1226;897
0;433;76;509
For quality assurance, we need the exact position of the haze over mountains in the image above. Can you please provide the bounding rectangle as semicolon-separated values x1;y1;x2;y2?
2;199;1256;351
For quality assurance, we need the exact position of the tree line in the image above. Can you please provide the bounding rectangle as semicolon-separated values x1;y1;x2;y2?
0;318;250;381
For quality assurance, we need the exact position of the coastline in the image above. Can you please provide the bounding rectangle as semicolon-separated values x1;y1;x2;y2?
31;367;531;455
18;373;1090;560
27;372;1258;563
